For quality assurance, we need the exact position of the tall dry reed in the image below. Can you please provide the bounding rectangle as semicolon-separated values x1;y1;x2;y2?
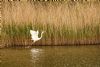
1;1;100;47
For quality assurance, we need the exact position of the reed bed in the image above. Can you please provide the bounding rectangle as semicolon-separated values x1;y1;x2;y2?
1;1;100;47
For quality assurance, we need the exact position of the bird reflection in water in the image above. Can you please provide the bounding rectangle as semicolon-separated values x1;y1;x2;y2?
30;48;43;63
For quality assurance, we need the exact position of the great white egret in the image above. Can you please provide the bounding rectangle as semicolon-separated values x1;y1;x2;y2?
30;30;45;43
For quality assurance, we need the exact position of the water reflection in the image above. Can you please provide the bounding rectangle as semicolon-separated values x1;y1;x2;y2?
0;46;100;67
30;48;43;63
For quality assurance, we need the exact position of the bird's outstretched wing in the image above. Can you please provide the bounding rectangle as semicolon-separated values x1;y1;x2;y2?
36;30;39;36
30;30;37;35
30;30;38;39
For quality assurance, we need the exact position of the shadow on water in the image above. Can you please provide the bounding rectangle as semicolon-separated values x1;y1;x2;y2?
0;45;100;67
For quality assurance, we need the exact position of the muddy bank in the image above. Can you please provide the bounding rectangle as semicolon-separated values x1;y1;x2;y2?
1;37;100;48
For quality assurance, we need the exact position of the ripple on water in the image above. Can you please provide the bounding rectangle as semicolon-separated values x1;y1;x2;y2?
30;48;43;63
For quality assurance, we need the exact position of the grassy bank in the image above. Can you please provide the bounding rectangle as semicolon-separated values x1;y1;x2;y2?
1;1;100;47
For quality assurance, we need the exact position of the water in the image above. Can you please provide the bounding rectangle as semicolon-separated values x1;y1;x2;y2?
0;45;100;67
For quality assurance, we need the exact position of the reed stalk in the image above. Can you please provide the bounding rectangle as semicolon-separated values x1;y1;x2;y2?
1;1;100;47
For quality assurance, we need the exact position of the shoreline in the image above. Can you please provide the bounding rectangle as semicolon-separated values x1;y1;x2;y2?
1;38;100;48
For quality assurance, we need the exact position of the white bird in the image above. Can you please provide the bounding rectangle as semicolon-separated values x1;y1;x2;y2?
30;30;45;43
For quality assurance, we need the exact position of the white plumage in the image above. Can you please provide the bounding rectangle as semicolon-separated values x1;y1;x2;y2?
30;30;44;42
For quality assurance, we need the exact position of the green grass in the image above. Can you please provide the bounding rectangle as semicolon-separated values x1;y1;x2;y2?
1;1;100;47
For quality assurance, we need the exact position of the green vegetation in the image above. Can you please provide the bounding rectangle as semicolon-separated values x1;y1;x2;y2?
1;1;100;47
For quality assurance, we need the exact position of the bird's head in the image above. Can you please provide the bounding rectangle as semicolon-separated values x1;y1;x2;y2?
42;31;45;34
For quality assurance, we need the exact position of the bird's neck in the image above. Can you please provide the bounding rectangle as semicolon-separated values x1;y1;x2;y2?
40;32;44;39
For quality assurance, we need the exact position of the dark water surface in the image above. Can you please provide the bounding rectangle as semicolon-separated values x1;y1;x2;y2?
0;45;100;67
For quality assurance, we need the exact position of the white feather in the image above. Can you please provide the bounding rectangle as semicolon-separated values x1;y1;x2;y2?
30;30;45;42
